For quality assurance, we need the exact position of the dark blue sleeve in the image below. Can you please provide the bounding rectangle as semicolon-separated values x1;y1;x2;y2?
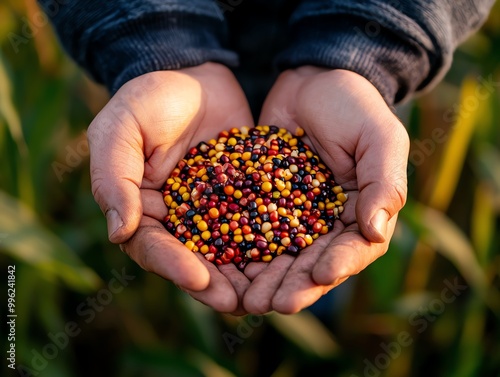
276;0;496;104
37;0;238;94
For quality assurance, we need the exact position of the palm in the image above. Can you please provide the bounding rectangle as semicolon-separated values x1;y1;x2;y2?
243;68;409;314
88;63;254;314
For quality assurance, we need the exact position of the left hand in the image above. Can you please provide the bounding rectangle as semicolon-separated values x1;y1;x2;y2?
242;67;410;314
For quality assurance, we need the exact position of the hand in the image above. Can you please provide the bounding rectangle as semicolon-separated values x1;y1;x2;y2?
87;63;254;314
243;67;409;314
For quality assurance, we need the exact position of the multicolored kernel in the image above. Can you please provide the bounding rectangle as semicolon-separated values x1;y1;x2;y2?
161;125;347;270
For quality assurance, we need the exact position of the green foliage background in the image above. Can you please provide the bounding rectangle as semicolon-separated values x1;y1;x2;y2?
1;1;500;376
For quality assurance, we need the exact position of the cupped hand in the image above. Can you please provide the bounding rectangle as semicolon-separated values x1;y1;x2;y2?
243;67;410;314
87;63;254;314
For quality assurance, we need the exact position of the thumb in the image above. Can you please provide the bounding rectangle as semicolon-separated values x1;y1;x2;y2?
87;115;144;244
355;118;410;243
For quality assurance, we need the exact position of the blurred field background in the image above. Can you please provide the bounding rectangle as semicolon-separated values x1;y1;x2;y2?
1;1;500;376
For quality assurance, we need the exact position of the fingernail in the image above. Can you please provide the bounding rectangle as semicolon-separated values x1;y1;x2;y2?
369;210;388;243
106;209;124;241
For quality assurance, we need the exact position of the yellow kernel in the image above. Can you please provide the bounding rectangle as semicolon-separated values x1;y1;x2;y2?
275;179;286;191
242;152;252;161
272;191;281;199
277;246;286;255
228;137;237;146
178;186;187;195
220;223;230;235
265;231;274;242
200;245;209;254
232;213;241;222
234;235;243;243
234;190;243;199
164;195;173;206
321;226;329;234
281;189;290;198
290;218;300;228
185;241;195;251
193;214;202;224
269;243;277;252
337;192;348;203
201;231;211;240
261;181;273;192
262;255;273;262
197;220;208;231
170;215;178;223
230;152;241;160
233;228;242;235
192;235;200;243
171;182;180;191
258;204;268;214
333;185;343;194
182;192;190;201
278;207;288;216
244;234;255;242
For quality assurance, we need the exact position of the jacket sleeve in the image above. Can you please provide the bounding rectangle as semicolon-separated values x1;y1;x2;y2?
276;0;496;105
37;0;238;94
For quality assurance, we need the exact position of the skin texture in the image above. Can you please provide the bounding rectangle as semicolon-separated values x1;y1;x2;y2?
244;67;410;314
87;63;409;315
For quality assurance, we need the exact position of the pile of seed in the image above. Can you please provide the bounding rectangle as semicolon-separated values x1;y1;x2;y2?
161;125;347;270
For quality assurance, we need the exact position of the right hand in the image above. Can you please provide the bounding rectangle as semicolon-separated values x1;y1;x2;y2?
87;63;254;314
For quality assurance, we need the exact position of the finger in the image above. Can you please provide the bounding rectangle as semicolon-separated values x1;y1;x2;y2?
312;216;398;286
355;117;409;243
121;216;210;292
141;189;168;220
243;262;269;281
218;263;252;315
242;255;295;314
183;255;240;313
88;114;144;244
271;223;344;314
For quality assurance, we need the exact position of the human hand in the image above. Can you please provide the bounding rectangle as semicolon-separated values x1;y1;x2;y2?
87;63;254;314
243;67;409;314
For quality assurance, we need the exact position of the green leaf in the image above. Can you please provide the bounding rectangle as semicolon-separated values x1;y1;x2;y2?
0;190;101;292
416;202;487;292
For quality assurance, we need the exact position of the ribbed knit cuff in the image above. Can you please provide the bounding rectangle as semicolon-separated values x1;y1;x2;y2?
276;15;433;105
86;12;239;94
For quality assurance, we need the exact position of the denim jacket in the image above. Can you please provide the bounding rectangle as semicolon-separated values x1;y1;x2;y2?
38;0;495;105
